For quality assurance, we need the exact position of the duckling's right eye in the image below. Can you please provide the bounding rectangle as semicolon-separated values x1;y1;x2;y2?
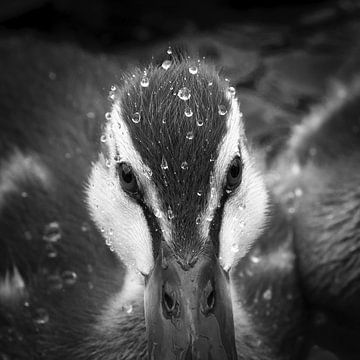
118;163;139;195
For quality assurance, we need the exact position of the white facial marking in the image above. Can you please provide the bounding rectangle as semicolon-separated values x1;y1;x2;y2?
87;104;171;275
199;98;268;271
0;150;51;211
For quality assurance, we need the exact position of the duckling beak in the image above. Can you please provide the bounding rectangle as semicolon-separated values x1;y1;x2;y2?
144;243;237;360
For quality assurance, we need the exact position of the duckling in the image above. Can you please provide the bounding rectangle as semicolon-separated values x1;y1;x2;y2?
0;33;357;360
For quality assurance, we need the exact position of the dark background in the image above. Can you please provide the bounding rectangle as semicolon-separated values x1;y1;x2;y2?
1;0;359;50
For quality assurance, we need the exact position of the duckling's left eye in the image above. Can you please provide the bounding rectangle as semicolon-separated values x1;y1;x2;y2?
226;157;242;191
118;163;139;195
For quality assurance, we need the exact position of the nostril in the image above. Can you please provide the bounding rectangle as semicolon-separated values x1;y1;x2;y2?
202;280;216;315
207;289;215;310
163;290;175;312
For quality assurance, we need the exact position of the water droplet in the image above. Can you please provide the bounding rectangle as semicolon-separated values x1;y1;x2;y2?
161;157;168;170
294;188;303;197
154;209;162;218
250;255;261;264
186;131;194;140
33;308;49;325
105;159;111;168
105;112;112;121
100;134;107;143
208;81;213;87
109;228;114;236
218;105;227;116
196;190;202;197
177;87;191;101
100;226;105;233
131;112;141;124
181;161;189;170
43;222;61;243
114;154;121;163
167;206;174;220
184;107;193;117
144;168;153;179
189;66;198;75
263;288;272;301
196;118;204;127
231;243;239;253
49;72;56;80
195;215;201;225
86;111;95;119
161;60;171;70
167;46;172;55
126;305;133;314
140;76;149;88
62;271;77;286
46;244;58;258
111;85;117;92
228;86;236;96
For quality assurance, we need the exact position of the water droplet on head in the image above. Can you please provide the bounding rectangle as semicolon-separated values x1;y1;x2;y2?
43;222;61;243
177;87;191;101
196;118;204;127
161;60;171;70
105;112;112;121
105;159;111;168
218;105;227;116
181;161;189;170
100;134;107;143
33;308;49;325
195;215;201;225
140;76;149;88
189;66;198;75
161;157;168;170
208;81;213;87
186;131;194;140
131;112;141;124
46;244;58;258
62;270;77;286
114;154;121;163
154;209;162;218
167;46;172;55
167;206;174;220
110;85;117;92
109;228;114;236
231;243;239;253
126;304;133;314
184;107;193;117
197;190;202;197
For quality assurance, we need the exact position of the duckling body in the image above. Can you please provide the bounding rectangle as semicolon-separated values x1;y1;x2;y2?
0;34;358;360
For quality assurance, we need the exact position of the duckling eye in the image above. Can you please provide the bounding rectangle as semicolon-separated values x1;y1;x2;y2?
226;157;242;191
118;163;139;195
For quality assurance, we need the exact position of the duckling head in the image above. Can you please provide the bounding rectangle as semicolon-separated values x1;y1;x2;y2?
87;58;268;359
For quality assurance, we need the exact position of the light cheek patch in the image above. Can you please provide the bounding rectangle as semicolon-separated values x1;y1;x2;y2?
219;145;268;271
87;161;154;275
